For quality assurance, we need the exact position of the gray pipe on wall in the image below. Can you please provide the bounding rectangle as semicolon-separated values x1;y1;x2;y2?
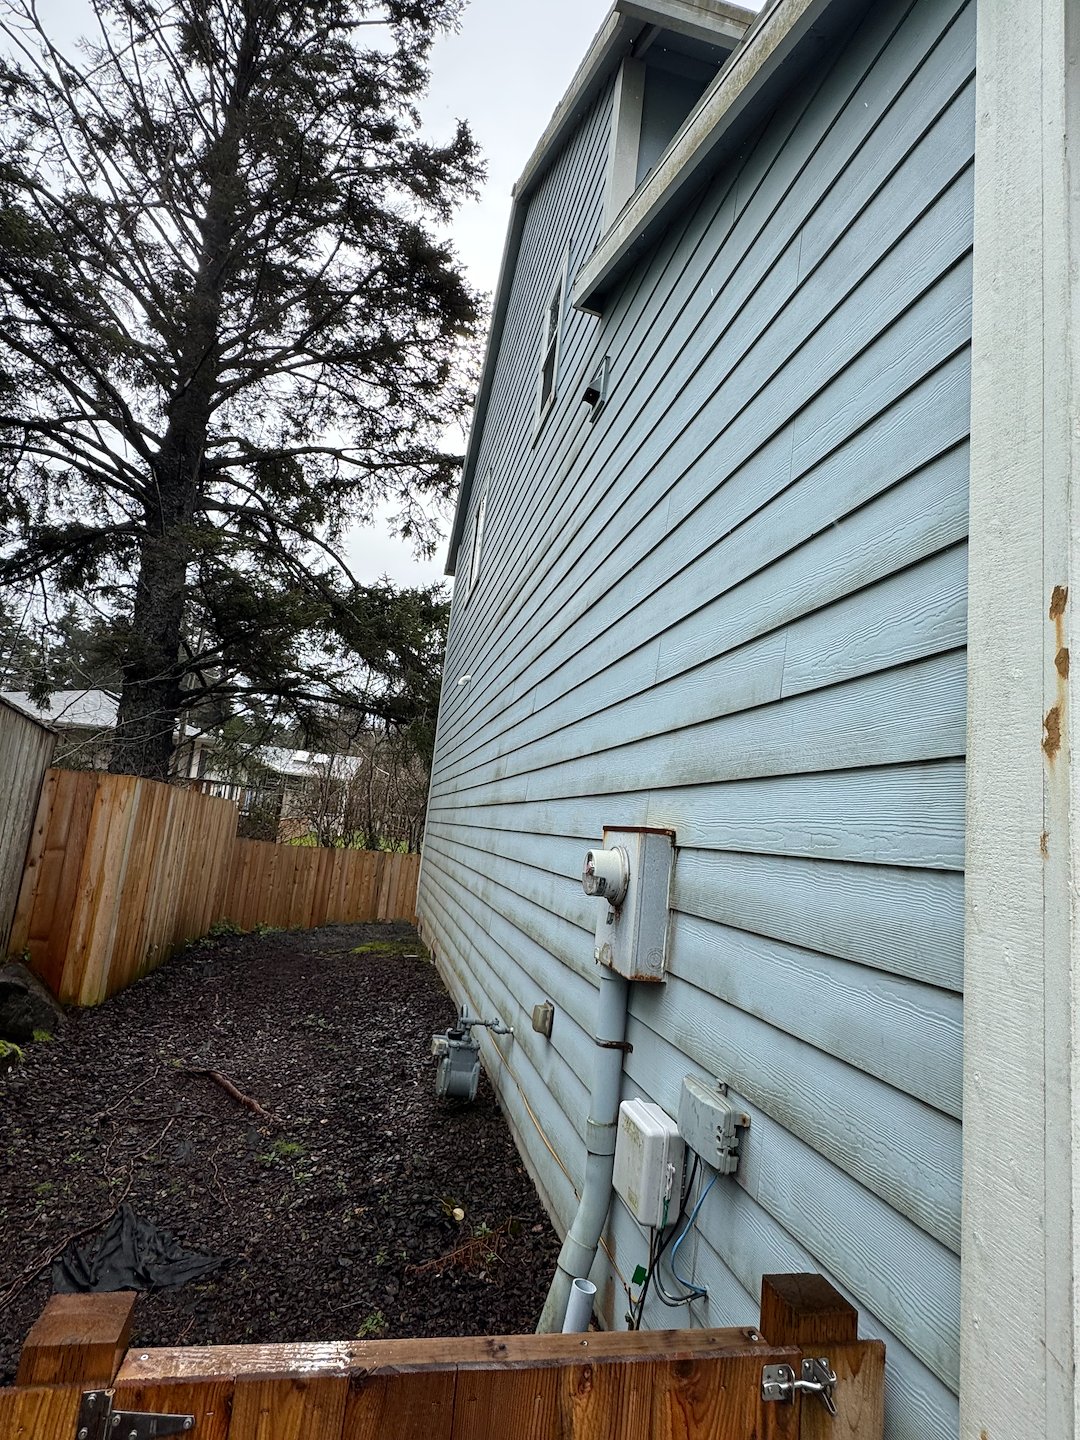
536;964;629;1333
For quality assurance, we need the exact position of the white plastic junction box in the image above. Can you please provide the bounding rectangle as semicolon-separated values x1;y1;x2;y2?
612;1098;684;1229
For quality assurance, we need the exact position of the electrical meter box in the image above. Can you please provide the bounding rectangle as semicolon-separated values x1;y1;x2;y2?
585;827;674;982
612;1098;684;1229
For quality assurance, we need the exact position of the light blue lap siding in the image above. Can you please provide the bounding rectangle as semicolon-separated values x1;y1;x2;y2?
419;2;972;1436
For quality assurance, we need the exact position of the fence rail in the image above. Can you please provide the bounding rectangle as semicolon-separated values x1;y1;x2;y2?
0;699;56;958
9;768;419;1006
3;1275;886;1438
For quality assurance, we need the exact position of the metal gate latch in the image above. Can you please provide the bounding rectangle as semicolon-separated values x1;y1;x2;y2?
76;1388;195;1440
761;1357;838;1416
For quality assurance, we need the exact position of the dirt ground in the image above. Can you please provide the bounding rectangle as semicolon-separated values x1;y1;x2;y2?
0;923;561;1383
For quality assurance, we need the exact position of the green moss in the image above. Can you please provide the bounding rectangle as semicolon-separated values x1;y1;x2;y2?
350;940;428;958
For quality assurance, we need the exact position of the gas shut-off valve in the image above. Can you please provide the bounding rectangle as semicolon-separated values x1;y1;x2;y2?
431;1006;513;1102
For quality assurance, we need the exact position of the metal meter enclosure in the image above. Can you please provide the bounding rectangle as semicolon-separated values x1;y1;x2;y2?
431;1029;481;1101
612;1098;684;1228
583;827;674;981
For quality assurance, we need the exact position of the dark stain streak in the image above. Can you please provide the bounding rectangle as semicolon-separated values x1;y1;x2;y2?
1044;705;1062;759
1050;586;1069;620
1041;831;1049;859
1056;647;1070;678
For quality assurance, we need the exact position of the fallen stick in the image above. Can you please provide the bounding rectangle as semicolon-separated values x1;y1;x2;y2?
182;1066;283;1126
92;1067;161;1125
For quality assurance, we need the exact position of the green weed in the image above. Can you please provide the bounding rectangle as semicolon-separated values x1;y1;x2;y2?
355;1311;387;1339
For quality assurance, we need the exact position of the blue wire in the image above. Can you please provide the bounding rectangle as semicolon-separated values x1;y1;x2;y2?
668;1172;717;1297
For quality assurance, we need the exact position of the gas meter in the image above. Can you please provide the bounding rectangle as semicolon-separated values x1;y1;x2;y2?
431;1006;513;1101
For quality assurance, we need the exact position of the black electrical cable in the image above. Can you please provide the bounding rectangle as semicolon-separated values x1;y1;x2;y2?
630;1155;701;1328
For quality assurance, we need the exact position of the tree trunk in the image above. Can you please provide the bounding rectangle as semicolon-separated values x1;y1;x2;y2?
108;528;190;780
109;378;216;779
109;86;249;779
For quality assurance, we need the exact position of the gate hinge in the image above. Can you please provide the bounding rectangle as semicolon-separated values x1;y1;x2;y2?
76;1388;195;1440
761;1357;838;1416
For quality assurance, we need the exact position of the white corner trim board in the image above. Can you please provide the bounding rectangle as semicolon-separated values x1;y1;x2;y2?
962;0;1080;1436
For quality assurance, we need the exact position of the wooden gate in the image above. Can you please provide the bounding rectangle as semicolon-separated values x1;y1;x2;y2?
0;1276;884;1439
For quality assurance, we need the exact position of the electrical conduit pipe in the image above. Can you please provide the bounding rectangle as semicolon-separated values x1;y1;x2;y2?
536;965;629;1332
561;1278;598;1333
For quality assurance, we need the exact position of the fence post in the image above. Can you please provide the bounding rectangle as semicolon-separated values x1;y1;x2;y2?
15;1292;136;1388
759;1274;885;1440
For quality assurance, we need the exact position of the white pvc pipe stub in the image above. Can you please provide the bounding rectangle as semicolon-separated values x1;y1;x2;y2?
561;1277;597;1333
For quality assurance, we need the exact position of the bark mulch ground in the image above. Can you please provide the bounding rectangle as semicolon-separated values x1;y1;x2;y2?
0;922;561;1383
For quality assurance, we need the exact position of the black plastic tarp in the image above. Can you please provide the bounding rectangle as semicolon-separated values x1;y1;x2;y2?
52;1204;226;1293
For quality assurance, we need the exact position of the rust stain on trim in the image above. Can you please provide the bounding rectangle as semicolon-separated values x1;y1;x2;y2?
1040;831;1050;859
1046;588;1068;764
1044;705;1062;759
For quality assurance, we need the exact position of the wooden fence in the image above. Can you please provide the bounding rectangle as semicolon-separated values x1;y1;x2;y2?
2;1275;885;1438
0;698;55;958
9;768;420;1006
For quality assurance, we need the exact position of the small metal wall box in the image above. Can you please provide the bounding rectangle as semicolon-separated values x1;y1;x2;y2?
531;1000;555;1037
582;828;675;981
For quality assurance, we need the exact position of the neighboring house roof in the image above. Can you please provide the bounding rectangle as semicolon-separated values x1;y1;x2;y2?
446;0;853;574
0;693;364;784
256;747;367;782
0;689;118;730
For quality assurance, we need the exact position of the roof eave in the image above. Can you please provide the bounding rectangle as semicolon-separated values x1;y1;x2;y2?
572;0;843;312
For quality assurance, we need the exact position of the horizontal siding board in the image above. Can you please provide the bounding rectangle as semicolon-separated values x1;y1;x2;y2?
437;264;973;783
668;913;963;1117
428;762;967;871
433;368;970;789
440;650;967;808
434;2;979;766
673;849;965;991
436;539;968;798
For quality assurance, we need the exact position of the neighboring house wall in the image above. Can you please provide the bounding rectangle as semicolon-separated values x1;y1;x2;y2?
0;698;56;956
420;2;972;1438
